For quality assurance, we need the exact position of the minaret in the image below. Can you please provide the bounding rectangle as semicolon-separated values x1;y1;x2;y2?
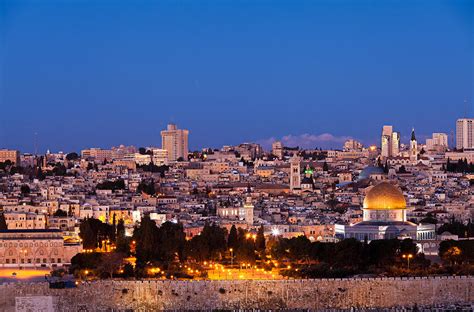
410;128;417;163
290;154;301;192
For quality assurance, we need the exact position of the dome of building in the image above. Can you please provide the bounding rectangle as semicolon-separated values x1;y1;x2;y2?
358;166;384;180
363;182;406;210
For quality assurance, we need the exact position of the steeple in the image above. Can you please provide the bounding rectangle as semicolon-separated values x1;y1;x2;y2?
410;128;417;162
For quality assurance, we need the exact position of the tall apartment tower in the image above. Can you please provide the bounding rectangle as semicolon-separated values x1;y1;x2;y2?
161;124;189;162
381;126;393;158
391;131;400;156
0;149;20;165
426;133;448;151
290;155;301;192
381;126;400;158
456;119;474;150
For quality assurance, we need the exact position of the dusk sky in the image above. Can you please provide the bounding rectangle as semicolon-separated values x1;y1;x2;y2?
0;0;473;153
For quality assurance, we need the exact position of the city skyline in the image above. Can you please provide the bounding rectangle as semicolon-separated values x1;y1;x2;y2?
0;122;455;154
1;0;473;152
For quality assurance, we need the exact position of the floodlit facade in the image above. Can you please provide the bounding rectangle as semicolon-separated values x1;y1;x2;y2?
335;182;436;241
0;149;20;165
456;118;474;150
426;133;448;151
0;229;82;268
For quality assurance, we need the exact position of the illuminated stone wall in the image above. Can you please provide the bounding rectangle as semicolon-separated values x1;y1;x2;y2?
0;276;473;311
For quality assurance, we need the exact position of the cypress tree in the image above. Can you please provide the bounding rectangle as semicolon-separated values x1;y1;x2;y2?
0;213;7;230
227;225;238;250
256;225;266;255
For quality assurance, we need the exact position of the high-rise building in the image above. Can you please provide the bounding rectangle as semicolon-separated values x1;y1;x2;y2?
391;131;400;156
381;126;392;158
426;133;448;151
161;124;189;162
272;141;283;159
0;149;20;165
81;148;113;163
456;119;474;150
343;139;363;151
380;126;400;158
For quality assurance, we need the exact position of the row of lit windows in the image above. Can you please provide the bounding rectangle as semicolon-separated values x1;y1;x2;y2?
6;217;44;221
3;258;61;264
2;242;62;248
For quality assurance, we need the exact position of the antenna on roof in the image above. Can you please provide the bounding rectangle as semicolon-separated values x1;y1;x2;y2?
450;130;454;149
464;98;468;117
34;132;38;156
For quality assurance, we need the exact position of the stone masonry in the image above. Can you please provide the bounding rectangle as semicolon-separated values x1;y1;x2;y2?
0;276;473;311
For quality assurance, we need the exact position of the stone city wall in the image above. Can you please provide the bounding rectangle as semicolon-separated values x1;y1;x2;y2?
0;276;473;311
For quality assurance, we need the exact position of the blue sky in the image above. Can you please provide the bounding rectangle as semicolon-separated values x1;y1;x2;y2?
0;0;473;153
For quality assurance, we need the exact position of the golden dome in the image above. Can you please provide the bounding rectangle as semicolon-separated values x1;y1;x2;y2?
363;182;406;210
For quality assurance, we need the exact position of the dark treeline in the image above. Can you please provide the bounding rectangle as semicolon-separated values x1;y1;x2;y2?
132;216;265;266
73;217;474;279
445;158;474;173
437;219;474;238
137;164;169;176
272;236;425;278
96;179;126;191
136;180;156;195
79;217;117;249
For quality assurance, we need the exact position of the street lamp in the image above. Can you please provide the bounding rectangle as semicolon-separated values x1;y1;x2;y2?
402;254;413;270
229;248;233;268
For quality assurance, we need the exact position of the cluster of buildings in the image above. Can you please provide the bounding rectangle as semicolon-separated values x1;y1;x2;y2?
0;120;474;269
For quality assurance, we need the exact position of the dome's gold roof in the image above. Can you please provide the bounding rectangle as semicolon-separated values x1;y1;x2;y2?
363;182;406;210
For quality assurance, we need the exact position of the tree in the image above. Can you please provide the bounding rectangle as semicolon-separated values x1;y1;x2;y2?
235;228;256;264
156;221;186;262
420;213;437;224
66;152;79;161
116;219;130;255
69;252;102;275
20;185;30;195
122;263;134;278
399;239;418;256
111;213;117;243
137;180;156;195
96;179;126;191
186;223;227;261
437;219;474;238
35;167;46;180
0;213;7;230
442;246;462;266
439;240;474;265
79;218;115;249
53;209;68;217
255;225;266;256
227;225;238;250
79;219;97;249
322;161;329;172
97;252;125;278
133;215;160;265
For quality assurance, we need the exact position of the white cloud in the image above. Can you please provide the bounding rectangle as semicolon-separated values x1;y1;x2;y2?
258;133;354;149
